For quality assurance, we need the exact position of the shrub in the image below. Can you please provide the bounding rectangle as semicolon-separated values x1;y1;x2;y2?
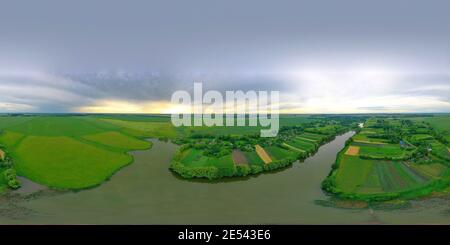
7;179;21;189
3;168;16;180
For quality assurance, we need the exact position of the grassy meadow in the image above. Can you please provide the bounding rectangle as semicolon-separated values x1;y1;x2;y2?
0;115;157;190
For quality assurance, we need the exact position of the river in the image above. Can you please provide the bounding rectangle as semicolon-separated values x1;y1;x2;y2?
0;131;449;224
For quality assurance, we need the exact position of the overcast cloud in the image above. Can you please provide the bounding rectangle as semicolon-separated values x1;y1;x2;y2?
0;0;449;113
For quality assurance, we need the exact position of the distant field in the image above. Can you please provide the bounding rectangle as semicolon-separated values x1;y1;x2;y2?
0;131;25;148
409;116;450;132
100;118;178;138
82;131;151;151
5;117;117;136
409;116;450;144
429;140;450;160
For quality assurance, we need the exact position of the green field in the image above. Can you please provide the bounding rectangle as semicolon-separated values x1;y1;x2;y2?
429;140;449;160
288;138;317;152
335;155;373;193
100;118;178;138
299;132;325;141
14;136;133;189
354;142;406;158
243;151;265;166
409;115;450;145
410;116;450;132
0;130;25;148
324;116;450;201
0;116;155;191
335;154;432;194
82;131;151;151
264;146;297;160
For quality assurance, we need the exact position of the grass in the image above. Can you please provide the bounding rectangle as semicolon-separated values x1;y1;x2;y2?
335;155;431;194
372;161;428;192
243;151;265;166
14;136;133;189
0;116;157;190
289;138;316;152
282;143;305;153
299;132;325;141
409;163;448;179
336;155;373;193
100;119;178;138
82;131;151;151
180;149;234;169
352;130;389;144
0;116;33;129
409;115;450;145
6;117;115;137
0;130;25;148
305;125;344;135
430;140;450;160
410;134;433;142
410;116;450;132
354;142;406;158
182;125;262;137
265;146;296;160
181;149;209;167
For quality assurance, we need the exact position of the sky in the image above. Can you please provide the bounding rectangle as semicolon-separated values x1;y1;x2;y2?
0;0;449;113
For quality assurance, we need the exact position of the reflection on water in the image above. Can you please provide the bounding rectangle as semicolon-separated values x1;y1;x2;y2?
0;132;449;224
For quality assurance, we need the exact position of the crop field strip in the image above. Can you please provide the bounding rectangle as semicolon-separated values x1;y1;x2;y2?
295;136;317;143
232;150;249;166
282;143;305;153
255;145;272;164
299;132;324;141
289;138;316;152
345;146;359;156
243;151;265;166
265;146;296;160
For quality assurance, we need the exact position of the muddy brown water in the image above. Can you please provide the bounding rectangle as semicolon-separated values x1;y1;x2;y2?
0;132;449;224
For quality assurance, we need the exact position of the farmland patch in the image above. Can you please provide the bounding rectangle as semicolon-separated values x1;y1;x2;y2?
345;146;360;156
232;150;248;166
255;145;272;164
